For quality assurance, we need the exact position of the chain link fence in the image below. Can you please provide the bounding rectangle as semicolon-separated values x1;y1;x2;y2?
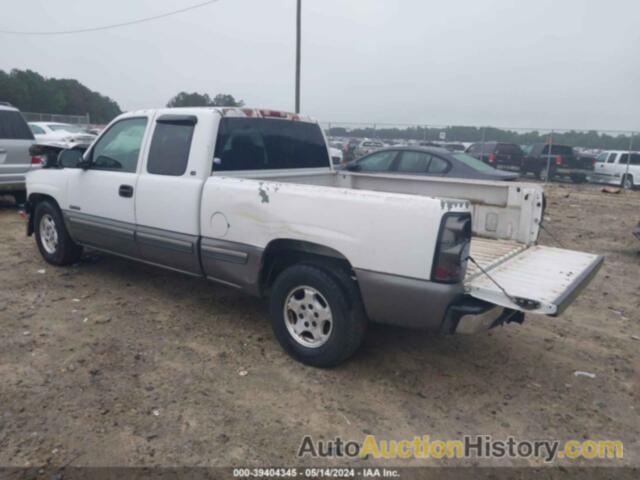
321;121;639;185
22;112;91;126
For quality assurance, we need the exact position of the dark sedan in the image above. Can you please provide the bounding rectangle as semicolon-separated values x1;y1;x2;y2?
340;146;519;181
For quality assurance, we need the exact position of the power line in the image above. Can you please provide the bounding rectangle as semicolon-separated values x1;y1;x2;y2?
0;0;220;36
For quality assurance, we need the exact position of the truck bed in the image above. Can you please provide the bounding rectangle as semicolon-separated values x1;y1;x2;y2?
465;237;527;281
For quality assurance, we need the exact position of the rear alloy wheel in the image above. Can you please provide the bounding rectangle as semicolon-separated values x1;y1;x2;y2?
269;264;366;367
622;175;634;190
34;200;83;266
283;285;334;348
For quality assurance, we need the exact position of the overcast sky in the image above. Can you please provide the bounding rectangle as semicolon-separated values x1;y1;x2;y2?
2;0;639;131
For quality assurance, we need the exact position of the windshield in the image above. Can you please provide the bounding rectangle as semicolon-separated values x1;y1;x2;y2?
47;123;86;134
452;153;499;173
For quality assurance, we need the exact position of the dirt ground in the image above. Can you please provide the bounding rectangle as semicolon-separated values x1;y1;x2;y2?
0;183;638;470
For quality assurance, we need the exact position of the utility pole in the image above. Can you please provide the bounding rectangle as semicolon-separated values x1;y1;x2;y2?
295;0;301;113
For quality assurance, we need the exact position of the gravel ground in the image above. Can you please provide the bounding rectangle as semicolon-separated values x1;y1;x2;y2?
0;183;638;471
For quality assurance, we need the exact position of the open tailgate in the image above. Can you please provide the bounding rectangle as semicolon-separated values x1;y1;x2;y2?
465;245;603;316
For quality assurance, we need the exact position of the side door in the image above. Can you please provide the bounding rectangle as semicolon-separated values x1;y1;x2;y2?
134;114;205;275
393;150;431;175
600;152;619;181
65;116;150;257
592;152;609;180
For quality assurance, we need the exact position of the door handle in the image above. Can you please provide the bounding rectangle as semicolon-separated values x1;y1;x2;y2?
119;184;134;198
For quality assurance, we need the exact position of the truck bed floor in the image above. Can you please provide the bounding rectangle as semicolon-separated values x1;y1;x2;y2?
465;237;527;282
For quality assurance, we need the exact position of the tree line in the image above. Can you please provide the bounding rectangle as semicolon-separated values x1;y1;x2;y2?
0;69;122;124
0;69;244;124
328;125;637;150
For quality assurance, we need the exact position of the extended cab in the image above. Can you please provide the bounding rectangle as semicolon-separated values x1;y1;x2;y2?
25;108;603;367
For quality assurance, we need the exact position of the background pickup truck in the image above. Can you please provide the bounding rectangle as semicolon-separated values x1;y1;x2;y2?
25;107;603;367
521;143;594;183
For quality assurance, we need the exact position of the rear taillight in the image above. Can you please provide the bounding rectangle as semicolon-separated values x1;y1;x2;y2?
31;155;43;165
432;213;472;283
555;155;562;166
488;153;496;163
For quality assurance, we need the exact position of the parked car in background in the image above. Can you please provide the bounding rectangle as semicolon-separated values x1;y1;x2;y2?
28;122;96;146
329;146;343;165
0;102;38;204
442;142;466;152
466;141;524;173
521;143;593;182
354;139;385;158
591;150;640;189
342;138;361;163
341;146;518;181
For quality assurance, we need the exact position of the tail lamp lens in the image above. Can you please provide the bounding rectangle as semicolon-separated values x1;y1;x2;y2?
555;155;562;165
432;213;472;283
31;155;43;165
488;153;496;162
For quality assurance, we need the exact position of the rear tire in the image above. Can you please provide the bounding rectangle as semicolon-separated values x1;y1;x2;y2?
34;200;83;266
269;263;367;367
12;191;26;205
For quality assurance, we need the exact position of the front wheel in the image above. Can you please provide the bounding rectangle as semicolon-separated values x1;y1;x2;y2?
34;200;83;266
269;264;367;367
622;174;634;190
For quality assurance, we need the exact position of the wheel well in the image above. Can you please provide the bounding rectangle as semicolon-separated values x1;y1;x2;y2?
260;239;354;294
26;194;60;236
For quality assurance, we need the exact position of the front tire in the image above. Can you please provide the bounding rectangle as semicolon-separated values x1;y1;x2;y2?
622;174;634;190
269;264;367;367
34;201;83;266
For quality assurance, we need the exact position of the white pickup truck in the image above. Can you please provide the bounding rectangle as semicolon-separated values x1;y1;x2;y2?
25;107;603;367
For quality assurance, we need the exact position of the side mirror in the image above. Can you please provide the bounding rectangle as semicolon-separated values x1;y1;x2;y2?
58;147;88;169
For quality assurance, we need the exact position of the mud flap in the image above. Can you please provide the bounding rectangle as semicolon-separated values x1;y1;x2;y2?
465;245;603;316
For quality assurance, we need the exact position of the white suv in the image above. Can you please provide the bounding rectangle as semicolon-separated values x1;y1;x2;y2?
591;150;640;189
0;103;37;203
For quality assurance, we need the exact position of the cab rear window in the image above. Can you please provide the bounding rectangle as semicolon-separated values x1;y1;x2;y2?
0;110;34;140
214;118;328;171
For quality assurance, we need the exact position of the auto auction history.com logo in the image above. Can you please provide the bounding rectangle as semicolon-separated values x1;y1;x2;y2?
297;435;624;463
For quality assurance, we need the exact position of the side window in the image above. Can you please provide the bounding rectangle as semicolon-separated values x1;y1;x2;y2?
357;150;397;172
396;151;431;173
468;144;479;154
0;110;34;140
428;156;450;173
607;153;617;163
90;117;148;173
595;153;608;163
147;118;195;176
630;153;640;166
214;117;328;171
